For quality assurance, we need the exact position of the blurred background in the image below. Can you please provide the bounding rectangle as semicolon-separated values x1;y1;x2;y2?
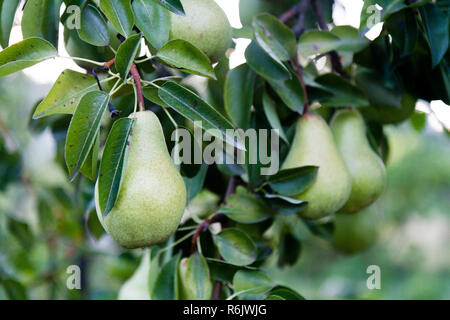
0;0;449;299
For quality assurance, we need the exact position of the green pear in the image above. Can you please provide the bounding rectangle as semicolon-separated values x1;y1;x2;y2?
281;114;352;220
333;207;380;254
170;0;232;62
331;109;386;213
95;111;186;249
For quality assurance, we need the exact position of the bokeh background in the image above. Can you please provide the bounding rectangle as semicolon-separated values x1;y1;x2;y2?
0;0;449;299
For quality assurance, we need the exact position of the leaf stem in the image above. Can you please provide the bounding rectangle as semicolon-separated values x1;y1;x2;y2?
57;55;105;66
130;64;145;112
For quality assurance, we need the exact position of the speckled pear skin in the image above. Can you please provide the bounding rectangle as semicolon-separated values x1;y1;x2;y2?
281;114;352;220
331;109;386;214
96;111;186;249
169;0;232;62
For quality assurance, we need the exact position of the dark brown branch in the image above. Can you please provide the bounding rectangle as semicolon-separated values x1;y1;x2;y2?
279;5;299;23
291;57;310;115
292;0;310;37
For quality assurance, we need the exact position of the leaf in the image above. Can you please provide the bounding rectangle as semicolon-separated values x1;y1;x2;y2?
0;0;20;48
182;253;213;300
133;0;170;50
233;270;274;299
263;166;318;197
253;13;296;61
264;193;307;215
262;93;289;144
65;91;109;181
80;131;100;181
33;70;111;119
100;0;134;37
115;33;142;82
224;64;255;129
98;117;135;216
153;0;185;15
220;186;273;224
214;228;257;266
0;38;56;77
1;278;28;300
267;71;305;113
152;253;180;300
156;40;216;79
420;4;449;67
268;285;305;300
21;0;62;47
158;81;245;150
78;3;110;46
245;40;291;81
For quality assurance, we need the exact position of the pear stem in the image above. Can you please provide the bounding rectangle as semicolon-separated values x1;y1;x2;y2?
291;57;310;115
130;64;145;112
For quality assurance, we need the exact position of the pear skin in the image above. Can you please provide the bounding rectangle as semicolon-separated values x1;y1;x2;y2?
282;114;352;220
96;111;186;249
170;0;232;62
331;109;386;213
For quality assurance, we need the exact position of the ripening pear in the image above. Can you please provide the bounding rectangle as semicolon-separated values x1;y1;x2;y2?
170;0;232;62
95;111;186;249
333;207;380;254
281;114;352;220
331;109;386;213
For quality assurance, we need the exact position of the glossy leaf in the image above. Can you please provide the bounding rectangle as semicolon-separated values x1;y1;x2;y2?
116;34;142;81
267;71;305;113
245;40;291;81
0;0;20;48
156;40;216;79
133;0;170;49
0;38;56;77
78;3;110;46
33;70;110;119
268;285;305;300
262;93;289;144
253;13;296;61
100;0;134;37
264;193;307;215
263;166;318;197
420;4;449;67
220;186;273;224
153;0;185;15
233;270;274;299
152;253;180;300
21;0;62;47
224;64;255;129
214;228;257;266
182;253;213;300
80;131;100;181
65;91;109;181
98;117;135;216
158;81;245;150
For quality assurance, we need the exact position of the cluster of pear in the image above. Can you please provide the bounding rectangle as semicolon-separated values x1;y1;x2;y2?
282;109;386;252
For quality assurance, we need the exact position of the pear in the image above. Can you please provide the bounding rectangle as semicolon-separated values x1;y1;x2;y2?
333;207;380;254
282;114;352;220
170;0;232;62
95;111;186;249
331;109;386;213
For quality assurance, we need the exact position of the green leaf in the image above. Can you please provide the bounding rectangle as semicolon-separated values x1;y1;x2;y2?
264;193;307;215
1;278;28;300
21;0;62;47
214;228;257;266
220;186;273;224
245;40;291;81
0;38;56;77
181;253;213;300
80;130;100;181
253;13;296;61
262;93;289;144
133;0;170;50
420;4;449;67
153;0;185;16
78;3;110;46
263;166;318;197
268;285;305;300
98;117;135;216
65;91;109;181
267;71;305;113
116;33;142;82
224;64;255;129
156;40;216;79
152;253;180;300
233;270;274;299
100;0;134;37
0;0;20;48
158;81;245;150
33;70;110;119
298;26;369;58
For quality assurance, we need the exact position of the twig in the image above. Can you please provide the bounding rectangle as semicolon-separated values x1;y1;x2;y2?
292;0;310;37
279;5;299;23
130;64;145;112
310;0;350;79
291;57;310;114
